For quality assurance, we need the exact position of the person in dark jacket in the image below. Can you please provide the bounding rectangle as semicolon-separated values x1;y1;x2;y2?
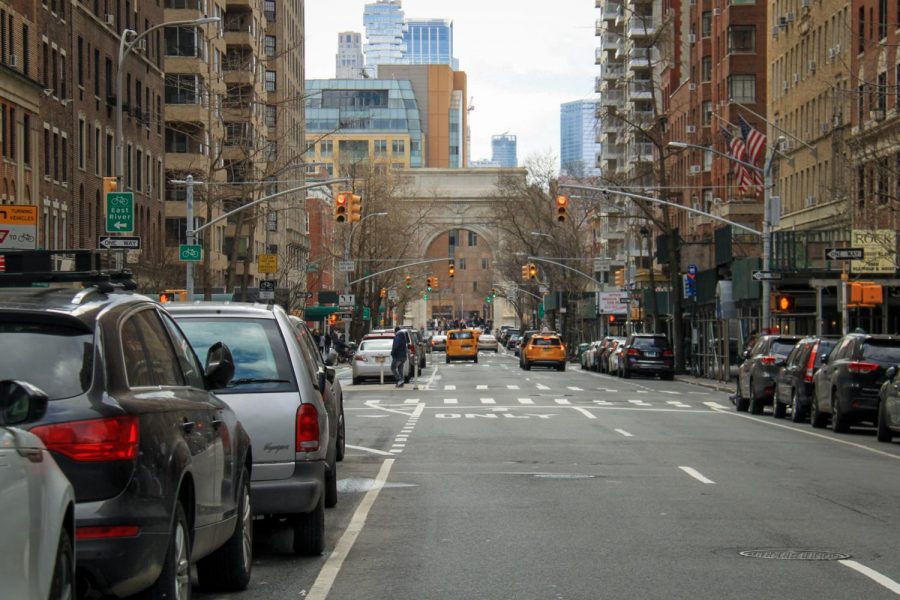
390;326;409;387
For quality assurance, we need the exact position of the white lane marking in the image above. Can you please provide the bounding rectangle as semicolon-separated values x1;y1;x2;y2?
363;400;415;417
839;560;900;595
536;383;551;390
573;407;596;419
636;390;648;394
480;398;496;404
554;398;571;405
567;386;584;391
477;384;489;390
404;399;419;404
679;466;716;484
444;384;456;390
444;398;459;405
357;415;390;418
518;398;535;405
345;444;395;456
507;384;520;390
597;388;619;393
660;390;681;395
421;366;439;390
594;400;617;406
628;399;652;407
614;429;633;437
666;400;691;408
306;459;396;600
704;401;728;409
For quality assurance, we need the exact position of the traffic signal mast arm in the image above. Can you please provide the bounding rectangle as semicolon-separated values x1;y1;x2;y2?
348;257;456;286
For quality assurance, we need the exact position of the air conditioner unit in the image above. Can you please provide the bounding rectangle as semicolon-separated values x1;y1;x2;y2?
712;197;722;204
134;39;146;52
688;82;697;91
793;72;800;84
870;109;886;121
801;0;810;7
689;164;702;174
7;54;18;68
772;26;780;38
827;47;836;60
105;13;115;25
786;11;795;22
821;122;830;134
809;59;817;73
805;195;816;207
713;8;721;15
779;16;787;27
686;125;697;133
145;183;153;194
688;33;697;43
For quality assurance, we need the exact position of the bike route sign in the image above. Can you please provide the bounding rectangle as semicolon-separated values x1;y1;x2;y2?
179;244;202;262
106;192;134;234
0;205;38;250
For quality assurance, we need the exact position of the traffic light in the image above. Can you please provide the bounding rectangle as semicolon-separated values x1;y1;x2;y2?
102;176;118;196
614;268;625;288
334;193;348;222
432;276;439;290
608;315;616;324
449;263;455;278
521;264;529;281
329;313;338;324
405;274;412;289
486;295;492;304
772;293;795;312
426;277;433;292
348;194;362;223
528;263;537;280
380;287;386;299
555;195;569;222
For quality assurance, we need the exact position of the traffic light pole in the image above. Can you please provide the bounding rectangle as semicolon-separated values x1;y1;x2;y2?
185;175;195;301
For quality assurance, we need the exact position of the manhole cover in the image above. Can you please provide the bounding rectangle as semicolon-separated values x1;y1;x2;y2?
531;473;596;480
739;550;851;561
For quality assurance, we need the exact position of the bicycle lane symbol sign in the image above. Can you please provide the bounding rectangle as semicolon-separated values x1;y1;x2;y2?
0;205;38;250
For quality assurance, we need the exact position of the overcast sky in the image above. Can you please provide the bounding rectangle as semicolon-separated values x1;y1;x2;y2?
305;1;598;167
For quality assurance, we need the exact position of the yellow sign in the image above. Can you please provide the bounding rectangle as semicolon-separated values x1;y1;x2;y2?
258;254;278;273
851;229;896;274
0;205;38;225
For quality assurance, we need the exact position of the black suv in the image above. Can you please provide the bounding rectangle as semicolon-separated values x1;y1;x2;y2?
619;334;674;379
0;251;253;598
811;333;900;432
735;334;801;414
773;336;839;421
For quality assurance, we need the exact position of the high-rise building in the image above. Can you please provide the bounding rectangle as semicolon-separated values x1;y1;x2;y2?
336;31;364;79
363;0;406;77
491;134;517;168
560;100;602;178
403;19;458;69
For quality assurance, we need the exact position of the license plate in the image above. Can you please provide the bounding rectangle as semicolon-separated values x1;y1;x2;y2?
462;345;471;349
645;352;658;357
376;356;385;363
543;348;552;352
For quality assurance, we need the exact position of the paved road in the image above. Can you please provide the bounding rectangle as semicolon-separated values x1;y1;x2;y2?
197;349;900;599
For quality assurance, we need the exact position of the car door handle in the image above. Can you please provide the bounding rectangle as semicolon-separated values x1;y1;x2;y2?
181;420;196;434
211;419;224;430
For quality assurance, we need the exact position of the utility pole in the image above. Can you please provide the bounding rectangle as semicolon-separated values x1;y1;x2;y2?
185;175;195;300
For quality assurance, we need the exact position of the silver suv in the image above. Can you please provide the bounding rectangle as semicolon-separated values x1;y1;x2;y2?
168;303;339;555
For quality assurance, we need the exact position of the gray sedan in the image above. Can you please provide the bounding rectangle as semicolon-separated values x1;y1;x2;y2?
352;338;411;384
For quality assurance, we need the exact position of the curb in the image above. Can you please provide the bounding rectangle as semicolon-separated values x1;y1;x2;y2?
675;376;734;394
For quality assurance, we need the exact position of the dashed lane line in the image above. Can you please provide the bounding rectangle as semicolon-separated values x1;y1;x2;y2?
679;466;716;484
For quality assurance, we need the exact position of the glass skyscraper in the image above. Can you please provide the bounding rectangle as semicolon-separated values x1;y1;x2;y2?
362;0;407;78
491;134;518;168
403;19;458;69
560;99;602;178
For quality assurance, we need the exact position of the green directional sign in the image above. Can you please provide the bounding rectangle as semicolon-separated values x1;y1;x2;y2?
105;192;134;234
179;244;203;262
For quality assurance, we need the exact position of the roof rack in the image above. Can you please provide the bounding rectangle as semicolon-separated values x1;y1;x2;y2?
0;250;137;292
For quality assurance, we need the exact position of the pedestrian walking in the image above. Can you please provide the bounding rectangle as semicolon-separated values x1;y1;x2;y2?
390;326;409;387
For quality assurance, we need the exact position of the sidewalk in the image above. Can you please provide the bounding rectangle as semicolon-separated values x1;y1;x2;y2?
675;374;735;394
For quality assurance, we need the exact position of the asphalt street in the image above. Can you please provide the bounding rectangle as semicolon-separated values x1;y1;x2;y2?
196;348;900;600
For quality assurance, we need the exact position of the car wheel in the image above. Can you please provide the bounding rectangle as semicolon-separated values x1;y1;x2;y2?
661;372;674;381
324;460;338;508
197;468;252;592
831;389;849;433
49;528;74;600
622;366;631;379
474;354;478;364
877;398;893;442
748;379;764;414
352;376;361;386
336;408;346;461
734;379;749;412
790;389;805;423
293;493;325;556
810;393;828;428
558;362;566;372
445;355;450;364
143;502;191;599
772;389;786;419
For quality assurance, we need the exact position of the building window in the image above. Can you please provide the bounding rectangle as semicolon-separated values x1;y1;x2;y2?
727;26;755;53
319;140;333;156
858;7;865;54
265;105;276;128
136;149;143;191
265;70;276;92
22;114;30;166
95;126;101;176
165;74;199;104
126;145;132;189
264;0;275;21
878;0;887;39
468;231;477;246
481;258;489;269
458;258;466;270
728;75;756;103
473;281;478;292
264;35;276;57
165;26;199;57
701;11;712;37
78;118;86;170
392;139;405;155
22;24;28;76
53;132;59;180
94;49;100;96
703;146;713;171
374;139;387;155
702;101;712;127
61;135;67;183
701;56;712;81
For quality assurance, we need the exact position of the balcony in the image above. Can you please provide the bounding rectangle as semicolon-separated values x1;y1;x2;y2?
602;143;625;160
626;15;658;37
600;61;625;80
628;142;654;162
627;46;659;65
600;32;622;51
600;89;624;106
602;2;622;20
600;116;624;135
627;79;654;100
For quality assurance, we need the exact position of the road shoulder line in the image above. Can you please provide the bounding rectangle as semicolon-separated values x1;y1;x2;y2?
839;559;900;595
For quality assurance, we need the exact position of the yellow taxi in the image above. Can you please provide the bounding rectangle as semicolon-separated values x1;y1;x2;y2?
445;329;479;363
523;333;567;371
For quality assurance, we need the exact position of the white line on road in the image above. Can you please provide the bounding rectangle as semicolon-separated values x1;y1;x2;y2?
306;459;395;600
666;400;691;408
507;384;520;390
573;407;597;419
536;383;550;390
614;429;633;437
345;444;394;456
628;399;652;406
704;401;727;409
480;398;496;404
554;398;571;405
660;390;682;395
403;399;419;404
518;398;535;404
567;386;584;391
594;400;616;406
444;384;456;390
678;466;716;484
839;560;900;595
477;384;489;390
444;398;458;404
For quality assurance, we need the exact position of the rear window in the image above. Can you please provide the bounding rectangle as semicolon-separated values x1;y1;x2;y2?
450;331;473;340
632;337;668;350
815;340;838;366
360;339;393;351
861;341;900;363
0;321;93;400
533;338;561;346
175;318;297;393
770;339;798;357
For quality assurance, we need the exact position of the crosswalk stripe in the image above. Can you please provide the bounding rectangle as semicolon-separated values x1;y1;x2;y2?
477;384;488;390
536;384;550;390
507;385;520;390
554;398;571;405
480;398;496;404
518;398;534;404
628;399;652;406
660;390;682;395
704;401;727;408
404;399;419;404
594;400;616;406
666;400;691;408
444;398;458;404
444;385;456;390
567;386;584;392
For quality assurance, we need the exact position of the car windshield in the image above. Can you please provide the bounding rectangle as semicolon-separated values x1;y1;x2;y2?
633;337;668;350
0;320;93;400
175;317;297;393
450;331;473;340
360;339;393;351
861;341;900;363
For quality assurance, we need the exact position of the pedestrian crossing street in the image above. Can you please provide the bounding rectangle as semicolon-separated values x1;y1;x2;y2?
365;397;729;410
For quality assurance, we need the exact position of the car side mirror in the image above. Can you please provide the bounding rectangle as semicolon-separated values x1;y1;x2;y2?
204;342;235;389
820;353;829;365
325;366;336;383
887;366;897;381
0;380;49;426
324;349;337;367
742;350;751;360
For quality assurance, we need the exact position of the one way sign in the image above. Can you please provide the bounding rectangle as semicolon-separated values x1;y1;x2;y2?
98;236;141;250
824;247;864;261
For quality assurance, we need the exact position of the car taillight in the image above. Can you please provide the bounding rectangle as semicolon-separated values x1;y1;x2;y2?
662;349;673;357
627;348;640;356
296;404;320;452
32;416;138;462
408;344;415;354
804;347;818;382
760;356;777;365
354;354;368;362
848;361;879;374
76;526;141;541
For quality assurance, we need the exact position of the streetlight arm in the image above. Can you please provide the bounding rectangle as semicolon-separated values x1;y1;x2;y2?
527;256;604;287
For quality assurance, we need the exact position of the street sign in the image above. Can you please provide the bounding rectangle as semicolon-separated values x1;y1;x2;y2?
179;244;202;262
258;254;278;273
339;293;355;307
259;279;276;301
824;247;865;261
598;291;629;314
751;270;783;281
300;291;314;299
688;263;698;276
338;260;355;272
0;205;38;250
99;235;141;250
388;288;398;300
593;258;610;272
105;192;134;234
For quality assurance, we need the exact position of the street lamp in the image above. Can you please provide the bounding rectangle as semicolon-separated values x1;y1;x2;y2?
115;16;221;187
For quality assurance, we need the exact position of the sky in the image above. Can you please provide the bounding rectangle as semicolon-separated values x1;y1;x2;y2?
305;1;598;168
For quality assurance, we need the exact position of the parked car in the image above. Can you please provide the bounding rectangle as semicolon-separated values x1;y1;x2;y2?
0;262;253;598
581;341;602;370
431;334;448;352
478;333;500;352
773;336;839;421
169;302;339;555
500;328;520;346
599;337;626;373
0;380;75;600
522;333;567;371
735;334;802;414
811;333;900;432
405;328;428;370
446;329;479;363
608;340;626;375
618;334;675;380
506;334;520;351
877;365;900;442
351;337;412;384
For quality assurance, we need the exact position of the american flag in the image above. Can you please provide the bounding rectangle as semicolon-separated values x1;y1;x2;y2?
738;114;766;166
721;127;754;194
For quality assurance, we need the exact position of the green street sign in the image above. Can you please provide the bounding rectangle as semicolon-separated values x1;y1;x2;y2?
179;244;203;262
538;304;545;318
105;192;134;234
